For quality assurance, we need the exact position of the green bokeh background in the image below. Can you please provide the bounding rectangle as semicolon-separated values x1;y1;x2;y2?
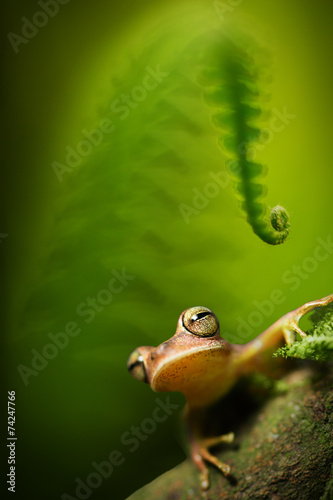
2;1;333;499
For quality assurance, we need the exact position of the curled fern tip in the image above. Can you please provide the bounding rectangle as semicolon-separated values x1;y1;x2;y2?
269;205;290;244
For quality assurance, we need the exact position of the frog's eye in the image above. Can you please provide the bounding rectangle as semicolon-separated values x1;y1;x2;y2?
182;306;219;337
127;349;148;383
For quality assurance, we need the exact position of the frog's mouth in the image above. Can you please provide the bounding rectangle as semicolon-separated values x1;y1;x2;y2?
149;340;229;392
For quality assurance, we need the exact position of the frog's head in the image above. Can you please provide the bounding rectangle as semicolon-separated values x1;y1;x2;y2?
127;306;231;393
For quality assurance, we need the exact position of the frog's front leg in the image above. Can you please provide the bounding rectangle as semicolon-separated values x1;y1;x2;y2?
240;293;333;365
185;405;234;491
281;293;333;346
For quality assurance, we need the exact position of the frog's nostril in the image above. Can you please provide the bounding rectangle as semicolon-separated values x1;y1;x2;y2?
154;342;171;356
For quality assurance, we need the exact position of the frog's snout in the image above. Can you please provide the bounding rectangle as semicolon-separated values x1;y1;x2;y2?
127;346;154;384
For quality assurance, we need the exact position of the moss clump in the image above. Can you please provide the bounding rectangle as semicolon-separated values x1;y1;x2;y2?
274;303;333;361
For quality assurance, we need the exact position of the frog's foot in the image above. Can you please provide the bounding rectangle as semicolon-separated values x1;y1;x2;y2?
190;432;234;491
282;293;333;346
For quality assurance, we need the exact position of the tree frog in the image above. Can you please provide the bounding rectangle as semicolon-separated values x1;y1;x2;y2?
127;293;333;491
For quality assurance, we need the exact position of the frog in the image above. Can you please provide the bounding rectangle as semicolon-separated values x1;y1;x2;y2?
127;293;333;491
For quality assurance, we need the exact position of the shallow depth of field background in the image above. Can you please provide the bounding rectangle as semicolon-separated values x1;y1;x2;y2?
3;1;333;499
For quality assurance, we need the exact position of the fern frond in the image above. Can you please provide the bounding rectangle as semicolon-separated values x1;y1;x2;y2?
197;31;290;245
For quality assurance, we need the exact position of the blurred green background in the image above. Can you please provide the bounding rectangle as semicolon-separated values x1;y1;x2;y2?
2;0;333;499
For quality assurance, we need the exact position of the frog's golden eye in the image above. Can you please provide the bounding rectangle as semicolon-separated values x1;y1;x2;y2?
182;306;219;337
127;349;148;383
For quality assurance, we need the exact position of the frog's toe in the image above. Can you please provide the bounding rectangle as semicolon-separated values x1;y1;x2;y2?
200;447;231;477
190;431;233;491
201;432;234;448
191;449;210;490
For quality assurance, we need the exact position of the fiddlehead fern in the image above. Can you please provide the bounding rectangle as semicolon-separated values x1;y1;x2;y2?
197;31;290;245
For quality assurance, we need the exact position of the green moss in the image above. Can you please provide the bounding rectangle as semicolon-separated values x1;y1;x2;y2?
321;462;333;500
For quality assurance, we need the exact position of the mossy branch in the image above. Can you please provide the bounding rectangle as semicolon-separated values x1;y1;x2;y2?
127;366;333;500
198;32;290;245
